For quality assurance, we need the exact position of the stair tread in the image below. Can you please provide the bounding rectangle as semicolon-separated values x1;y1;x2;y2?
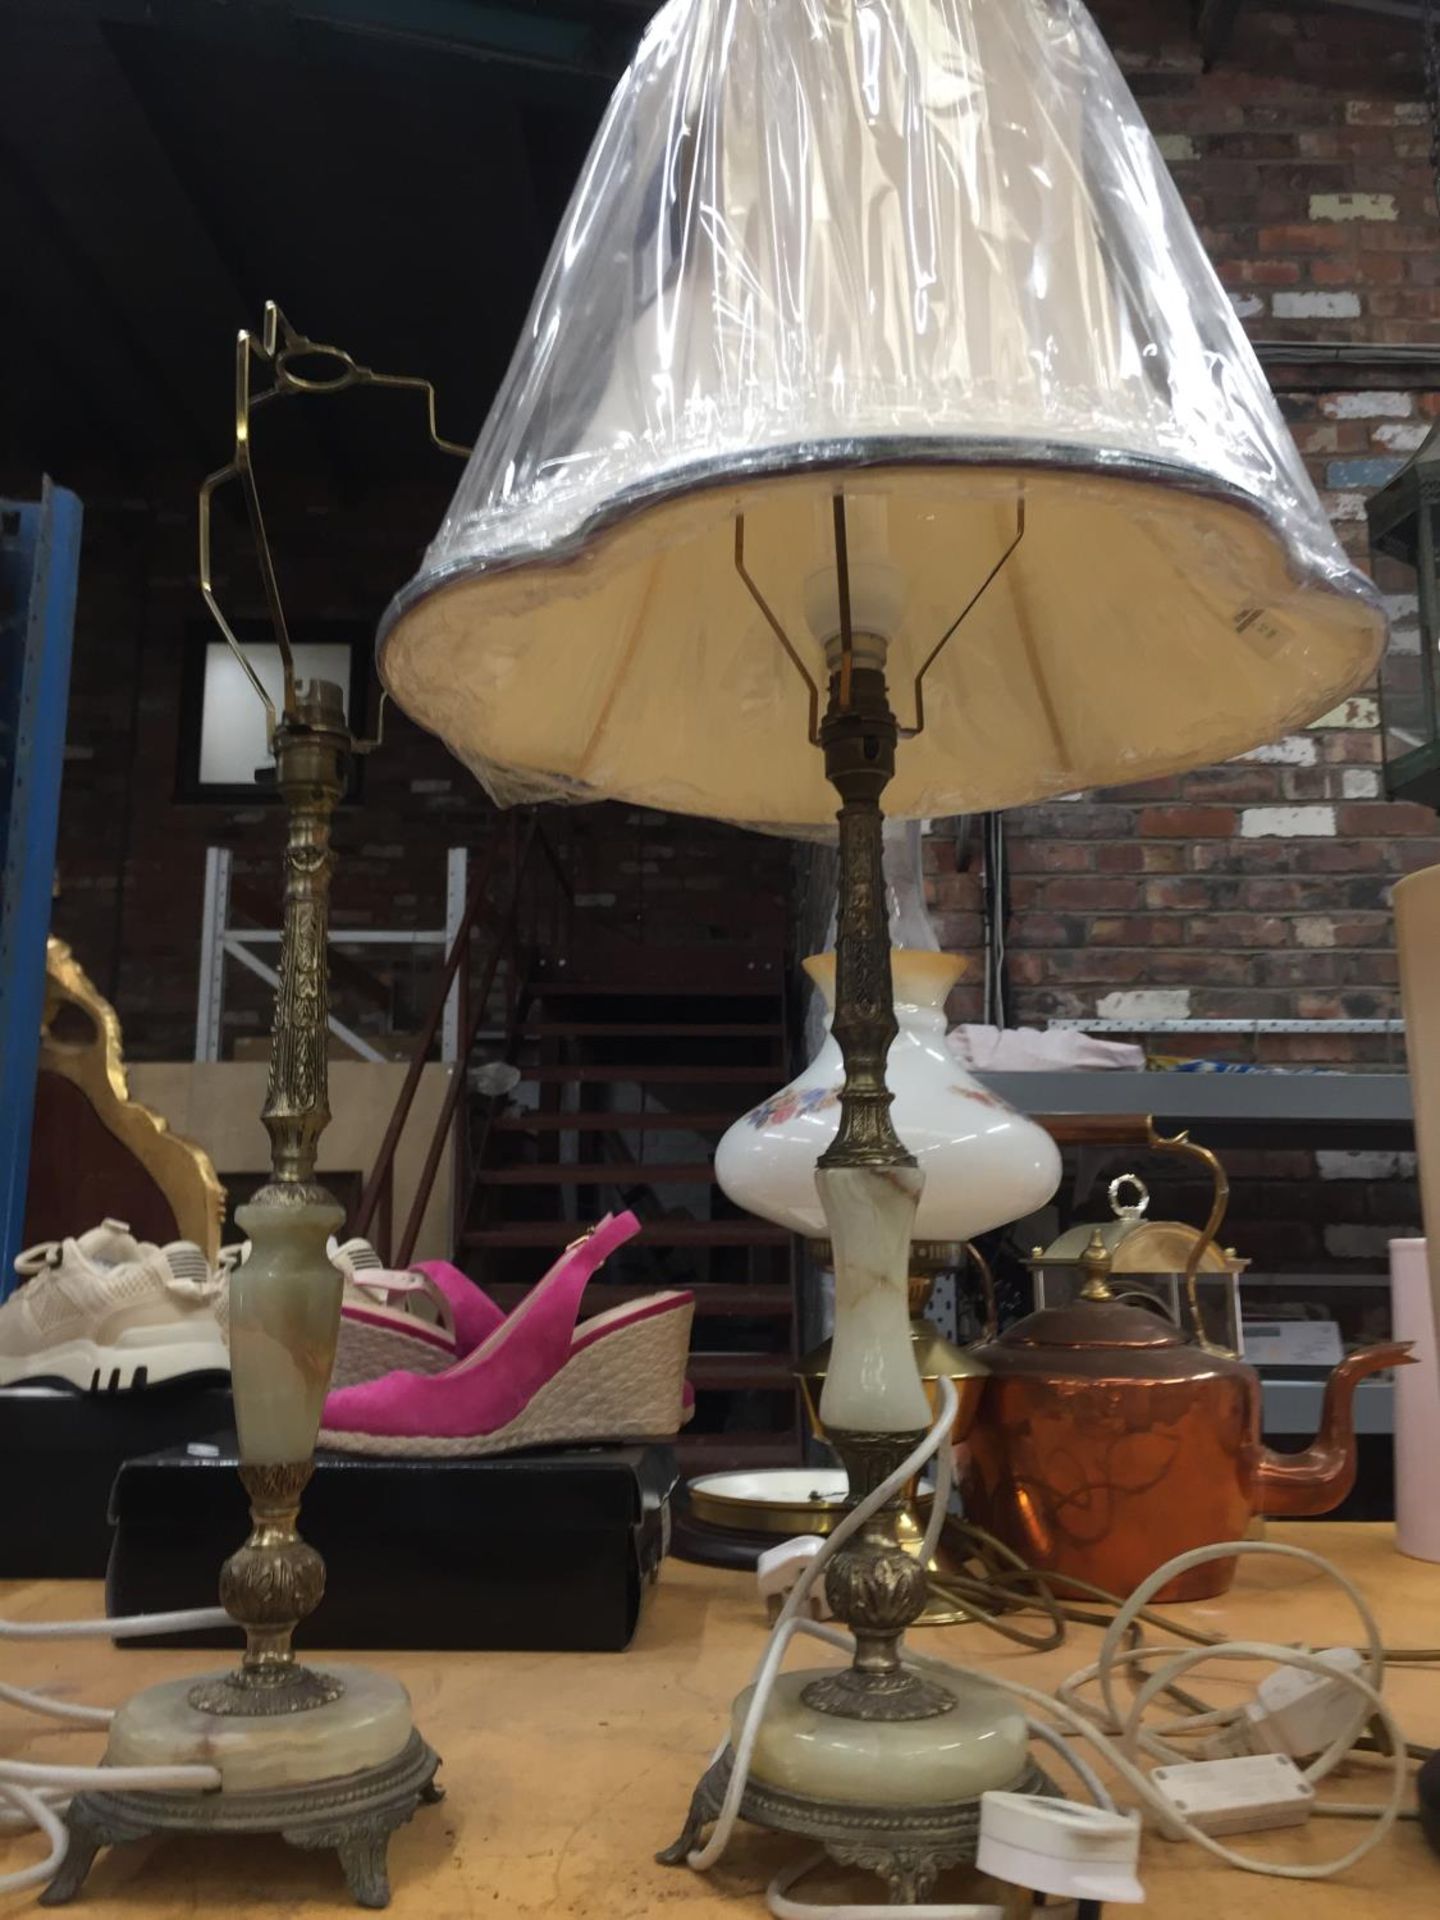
521;1022;783;1038
522;1064;773;1084
675;1434;803;1471
529;980;781;995
688;1352;797;1390
481;1280;794;1318
494;1111;739;1132
477;1163;717;1185
462;1220;788;1248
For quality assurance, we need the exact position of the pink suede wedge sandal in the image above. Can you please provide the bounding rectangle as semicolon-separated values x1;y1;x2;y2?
332;1257;505;1388
317;1211;694;1458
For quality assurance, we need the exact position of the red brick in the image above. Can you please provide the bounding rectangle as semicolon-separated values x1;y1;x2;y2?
1218;259;1303;286
1146;951;1253;986
1240;878;1307;911
1295;841;1393;873
1005;841;1093;873
1183;914;1290;949
1011;913;1086;948
1322;733;1383;764
1143;877;1213;911
1137;807;1238;838
1337;801;1439;837
1255;951;1342;987
932;912;983;950
930;872;985;911
1257;224;1349;253
1182;766;1282;803
1041;877;1142;911
1088;916;1187;946
1094;842;1147;872
1339;951;1400;985
1141;845;1190;872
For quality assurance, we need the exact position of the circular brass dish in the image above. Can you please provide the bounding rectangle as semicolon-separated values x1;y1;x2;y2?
686;1468;849;1537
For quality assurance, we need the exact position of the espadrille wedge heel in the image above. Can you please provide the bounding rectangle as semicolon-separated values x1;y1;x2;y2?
317;1210;695;1458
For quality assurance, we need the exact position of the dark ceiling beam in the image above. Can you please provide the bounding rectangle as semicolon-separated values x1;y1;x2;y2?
1306;0;1421;16
1194;0;1246;70
111;0;645;86
0;1;254;477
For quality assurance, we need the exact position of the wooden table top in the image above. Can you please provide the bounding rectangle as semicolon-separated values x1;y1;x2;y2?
3;1522;1438;1918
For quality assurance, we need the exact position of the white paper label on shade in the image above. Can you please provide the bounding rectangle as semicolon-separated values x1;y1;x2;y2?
1241;1320;1345;1367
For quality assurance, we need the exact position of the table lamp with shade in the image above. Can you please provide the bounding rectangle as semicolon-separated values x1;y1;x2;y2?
378;0;1386;1894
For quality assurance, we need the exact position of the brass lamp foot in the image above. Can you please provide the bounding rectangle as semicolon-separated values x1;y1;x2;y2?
42;1733;443;1911
659;1750;1055;1905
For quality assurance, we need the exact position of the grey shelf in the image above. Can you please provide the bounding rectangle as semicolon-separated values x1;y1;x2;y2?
1264;1377;1394;1438
976;1070;1413;1149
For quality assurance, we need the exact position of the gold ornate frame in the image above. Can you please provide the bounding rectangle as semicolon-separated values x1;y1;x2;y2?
39;938;225;1258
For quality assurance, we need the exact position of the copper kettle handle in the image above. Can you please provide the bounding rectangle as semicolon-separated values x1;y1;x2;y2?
963;1239;1000;1341
1033;1112;1229;1348
1147;1125;1229;1349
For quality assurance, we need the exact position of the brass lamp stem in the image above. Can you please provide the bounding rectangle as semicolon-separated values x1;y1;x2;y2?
816;665;912;1177
190;679;351;1719
802;652;953;1723
258;680;349;1197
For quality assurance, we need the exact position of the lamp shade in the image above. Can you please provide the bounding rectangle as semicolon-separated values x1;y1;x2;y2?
380;0;1384;829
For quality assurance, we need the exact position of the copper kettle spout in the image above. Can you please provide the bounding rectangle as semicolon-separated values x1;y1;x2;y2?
1255;1341;1414;1518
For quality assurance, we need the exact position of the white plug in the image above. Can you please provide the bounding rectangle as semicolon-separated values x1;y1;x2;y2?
1149;1754;1315;1838
977;1792;1144;1905
756;1537;833;1621
1245;1647;1368;1759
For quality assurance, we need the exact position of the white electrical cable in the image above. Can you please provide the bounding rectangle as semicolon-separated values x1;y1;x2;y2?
685;1382;963;1880
683;1376;1415;1915
766;1849;1003;1920
0;1604;230;1896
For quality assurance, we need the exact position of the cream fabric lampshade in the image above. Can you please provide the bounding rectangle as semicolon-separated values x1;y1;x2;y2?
379;0;1384;824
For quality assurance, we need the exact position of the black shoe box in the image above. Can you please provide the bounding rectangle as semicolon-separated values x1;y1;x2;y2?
107;1441;679;1652
0;1382;235;1577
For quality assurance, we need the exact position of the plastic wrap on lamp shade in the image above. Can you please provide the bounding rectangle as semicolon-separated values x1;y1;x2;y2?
379;0;1385;831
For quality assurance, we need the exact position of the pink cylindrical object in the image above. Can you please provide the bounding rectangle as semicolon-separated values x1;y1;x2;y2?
1392;1237;1440;1563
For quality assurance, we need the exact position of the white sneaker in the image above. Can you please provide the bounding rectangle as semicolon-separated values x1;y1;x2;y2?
1;1219;230;1391
218;1235;463;1385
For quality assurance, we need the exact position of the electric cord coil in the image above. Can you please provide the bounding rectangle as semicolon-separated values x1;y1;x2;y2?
684;1377;1415;1918
0;1604;230;1894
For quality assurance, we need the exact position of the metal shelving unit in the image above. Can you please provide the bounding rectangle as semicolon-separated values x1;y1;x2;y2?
977;1069;1413;1150
0;483;83;1293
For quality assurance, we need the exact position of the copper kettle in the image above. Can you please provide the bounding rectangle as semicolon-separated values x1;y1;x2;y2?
962;1130;1411;1602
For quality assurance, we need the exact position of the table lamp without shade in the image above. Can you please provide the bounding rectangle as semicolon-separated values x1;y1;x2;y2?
43;308;460;1910
379;0;1385;1894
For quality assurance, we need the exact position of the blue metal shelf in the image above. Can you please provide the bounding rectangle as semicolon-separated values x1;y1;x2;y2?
0;483;83;1296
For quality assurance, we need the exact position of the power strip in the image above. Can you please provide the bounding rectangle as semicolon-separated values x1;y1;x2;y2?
1149;1754;1316;1838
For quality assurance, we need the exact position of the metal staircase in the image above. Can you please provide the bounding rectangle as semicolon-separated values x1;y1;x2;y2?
358;817;805;1471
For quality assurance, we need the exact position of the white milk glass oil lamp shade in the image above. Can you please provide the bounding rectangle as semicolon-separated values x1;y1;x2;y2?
715;824;1061;1240
378;0;1386;1880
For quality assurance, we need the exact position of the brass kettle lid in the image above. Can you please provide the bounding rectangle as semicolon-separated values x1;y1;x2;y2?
1031;1173;1240;1275
999;1229;1186;1352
